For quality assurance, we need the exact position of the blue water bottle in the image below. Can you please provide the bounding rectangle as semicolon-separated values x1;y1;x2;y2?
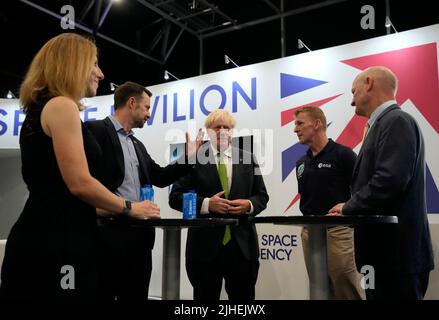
140;184;154;202
183;190;197;220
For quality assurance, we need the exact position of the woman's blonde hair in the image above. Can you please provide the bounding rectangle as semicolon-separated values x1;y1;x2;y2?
20;33;97;113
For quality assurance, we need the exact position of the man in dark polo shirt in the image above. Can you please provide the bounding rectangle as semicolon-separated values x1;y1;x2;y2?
294;106;364;300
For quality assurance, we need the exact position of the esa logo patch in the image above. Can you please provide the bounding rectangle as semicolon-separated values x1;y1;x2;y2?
318;163;332;169
297;163;305;178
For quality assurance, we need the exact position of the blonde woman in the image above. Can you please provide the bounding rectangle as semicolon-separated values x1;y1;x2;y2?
0;33;160;300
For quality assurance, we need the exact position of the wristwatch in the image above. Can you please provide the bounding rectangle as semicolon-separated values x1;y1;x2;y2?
122;200;131;215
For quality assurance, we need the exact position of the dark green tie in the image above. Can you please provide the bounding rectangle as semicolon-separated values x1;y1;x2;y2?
218;153;231;245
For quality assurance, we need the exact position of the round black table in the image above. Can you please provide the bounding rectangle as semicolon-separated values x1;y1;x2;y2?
99;217;238;300
251;215;398;300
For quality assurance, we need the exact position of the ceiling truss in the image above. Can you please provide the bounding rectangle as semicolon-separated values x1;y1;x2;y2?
19;0;351;71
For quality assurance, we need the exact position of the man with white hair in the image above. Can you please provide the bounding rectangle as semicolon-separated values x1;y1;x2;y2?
169;109;269;301
328;66;434;300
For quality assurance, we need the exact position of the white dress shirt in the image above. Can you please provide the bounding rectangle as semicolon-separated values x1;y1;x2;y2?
200;144;254;214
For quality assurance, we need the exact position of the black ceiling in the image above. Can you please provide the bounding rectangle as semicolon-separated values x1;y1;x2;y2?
1;0;438;98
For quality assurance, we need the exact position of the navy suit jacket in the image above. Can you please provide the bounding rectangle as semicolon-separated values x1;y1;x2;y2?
343;104;434;274
169;143;269;263
85;116;191;249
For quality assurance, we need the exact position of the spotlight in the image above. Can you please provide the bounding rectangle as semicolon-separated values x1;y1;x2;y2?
6;90;17;99
297;39;311;52
224;54;239;67
164;70;180;81
385;16;398;33
110;82;119;91
385;16;391;27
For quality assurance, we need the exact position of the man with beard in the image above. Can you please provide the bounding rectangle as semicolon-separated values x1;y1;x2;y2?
86;81;200;300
